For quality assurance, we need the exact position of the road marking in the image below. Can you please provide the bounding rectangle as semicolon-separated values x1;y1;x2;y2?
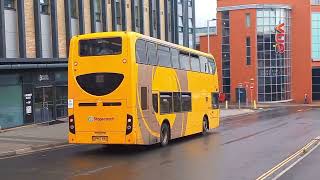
256;137;320;180
272;141;320;180
73;165;113;176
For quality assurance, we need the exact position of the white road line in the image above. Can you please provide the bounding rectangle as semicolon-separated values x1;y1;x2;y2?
272;140;320;180
74;165;113;176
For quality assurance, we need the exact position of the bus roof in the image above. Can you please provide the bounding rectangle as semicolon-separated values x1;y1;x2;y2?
73;31;215;60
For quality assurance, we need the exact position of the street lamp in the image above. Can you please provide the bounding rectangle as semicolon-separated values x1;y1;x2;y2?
207;18;217;53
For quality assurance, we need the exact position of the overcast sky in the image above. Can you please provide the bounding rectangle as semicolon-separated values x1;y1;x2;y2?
195;0;217;27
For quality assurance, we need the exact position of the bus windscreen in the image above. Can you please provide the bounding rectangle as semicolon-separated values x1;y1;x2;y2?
79;37;122;56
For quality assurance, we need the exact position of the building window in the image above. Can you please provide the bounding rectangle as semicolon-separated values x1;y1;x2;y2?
246;13;251;27
312;13;320;60
40;0;50;15
116;0;121;25
94;0;102;22
221;11;231;100
149;0;159;38
246;37;251;65
312;0;320;5
132;0;142;32
70;0;79;19
4;0;15;9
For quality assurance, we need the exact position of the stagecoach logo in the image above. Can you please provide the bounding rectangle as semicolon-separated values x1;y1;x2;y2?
88;116;114;122
275;23;285;54
88;116;94;122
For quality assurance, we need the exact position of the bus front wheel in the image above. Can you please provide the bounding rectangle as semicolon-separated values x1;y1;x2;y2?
160;123;170;147
202;117;209;135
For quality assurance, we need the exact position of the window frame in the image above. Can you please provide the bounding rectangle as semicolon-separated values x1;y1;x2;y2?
146;42;158;66
136;39;148;64
152;93;159;113
70;0;79;19
158;45;172;68
181;92;192;112
179;52;191;71
4;0;16;10
160;92;173;115
40;0;50;15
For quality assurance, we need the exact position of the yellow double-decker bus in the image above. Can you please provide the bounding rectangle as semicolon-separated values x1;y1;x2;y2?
68;32;220;146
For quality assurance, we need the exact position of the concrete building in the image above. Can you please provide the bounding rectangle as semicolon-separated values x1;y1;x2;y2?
0;0;196;129
200;0;320;104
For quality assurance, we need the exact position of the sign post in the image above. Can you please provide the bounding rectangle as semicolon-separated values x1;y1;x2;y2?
238;83;243;109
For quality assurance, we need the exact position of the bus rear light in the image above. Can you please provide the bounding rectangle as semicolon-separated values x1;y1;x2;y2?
126;114;133;135
69;115;76;134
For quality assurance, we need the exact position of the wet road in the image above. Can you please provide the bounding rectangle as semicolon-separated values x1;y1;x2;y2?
0;107;319;180
279;139;320;180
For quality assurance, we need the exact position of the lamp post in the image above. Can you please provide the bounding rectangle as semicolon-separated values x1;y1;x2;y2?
207;18;217;53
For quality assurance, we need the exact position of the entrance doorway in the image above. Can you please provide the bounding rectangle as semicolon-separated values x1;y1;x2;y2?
312;69;320;101
236;87;247;103
34;86;54;123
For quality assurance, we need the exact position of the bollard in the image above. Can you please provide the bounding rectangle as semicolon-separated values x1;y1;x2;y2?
225;100;228;109
253;100;257;110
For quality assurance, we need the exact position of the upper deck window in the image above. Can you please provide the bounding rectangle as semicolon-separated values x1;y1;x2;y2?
79;37;122;56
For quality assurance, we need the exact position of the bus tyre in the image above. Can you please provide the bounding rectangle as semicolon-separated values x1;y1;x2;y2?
160;123;170;147
202;117;209;135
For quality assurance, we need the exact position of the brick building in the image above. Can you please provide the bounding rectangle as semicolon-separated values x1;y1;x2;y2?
0;0;196;129
200;0;320;104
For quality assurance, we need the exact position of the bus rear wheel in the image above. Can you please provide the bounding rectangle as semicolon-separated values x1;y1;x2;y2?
202;117;209;135
160;123;170;147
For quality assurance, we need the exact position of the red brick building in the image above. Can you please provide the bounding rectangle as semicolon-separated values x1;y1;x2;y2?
200;0;320;104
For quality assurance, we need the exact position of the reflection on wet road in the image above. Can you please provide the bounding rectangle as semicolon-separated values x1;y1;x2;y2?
0;107;319;180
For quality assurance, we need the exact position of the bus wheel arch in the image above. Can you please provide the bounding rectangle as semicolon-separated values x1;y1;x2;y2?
160;120;171;147
202;115;209;135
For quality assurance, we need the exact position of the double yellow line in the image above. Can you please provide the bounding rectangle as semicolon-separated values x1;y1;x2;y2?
256;136;320;180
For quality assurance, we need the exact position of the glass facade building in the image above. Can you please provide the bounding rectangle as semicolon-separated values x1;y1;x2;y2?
257;8;292;102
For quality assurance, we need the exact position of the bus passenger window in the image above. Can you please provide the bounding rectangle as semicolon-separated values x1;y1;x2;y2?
190;55;200;72
171;48;180;69
79;37;122;56
173;92;182;112
179;53;191;71
158;45;172;67
136;40;147;64
208;59;216;74
147;42;158;66
160;93;173;114
152;94;159;113
200;56;208;73
141;87;148;110
181;93;192;112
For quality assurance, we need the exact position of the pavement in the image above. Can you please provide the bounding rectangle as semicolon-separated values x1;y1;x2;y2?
0;122;68;157
0;107;282;158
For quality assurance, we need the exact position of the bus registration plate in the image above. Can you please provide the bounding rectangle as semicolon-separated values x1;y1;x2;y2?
92;136;108;142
